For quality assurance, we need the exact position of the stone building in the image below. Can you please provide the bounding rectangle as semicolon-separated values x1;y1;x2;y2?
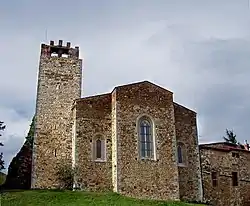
31;40;81;190
200;142;250;206
31;40;203;202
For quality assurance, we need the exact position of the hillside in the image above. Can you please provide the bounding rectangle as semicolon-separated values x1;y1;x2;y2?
2;190;205;206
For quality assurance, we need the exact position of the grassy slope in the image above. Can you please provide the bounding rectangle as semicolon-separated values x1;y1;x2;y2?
2;190;205;206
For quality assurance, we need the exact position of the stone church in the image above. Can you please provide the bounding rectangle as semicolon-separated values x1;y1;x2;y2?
31;40;203;202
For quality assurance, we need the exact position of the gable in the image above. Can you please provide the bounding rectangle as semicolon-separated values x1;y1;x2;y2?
114;80;173;95
113;80;173;109
75;93;111;119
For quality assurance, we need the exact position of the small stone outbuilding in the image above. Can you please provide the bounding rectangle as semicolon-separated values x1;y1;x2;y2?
200;142;250;206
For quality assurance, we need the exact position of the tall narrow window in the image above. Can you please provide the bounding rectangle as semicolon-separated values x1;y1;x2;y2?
177;142;186;166
177;145;183;164
232;172;238;186
138;116;154;159
92;136;106;162
211;172;218;187
96;139;102;159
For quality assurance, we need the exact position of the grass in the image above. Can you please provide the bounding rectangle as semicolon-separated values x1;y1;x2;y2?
1;190;205;206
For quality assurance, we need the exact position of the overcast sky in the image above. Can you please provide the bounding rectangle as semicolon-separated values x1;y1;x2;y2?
1;0;250;172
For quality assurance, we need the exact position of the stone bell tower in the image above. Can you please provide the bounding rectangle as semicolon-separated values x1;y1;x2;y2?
31;40;82;188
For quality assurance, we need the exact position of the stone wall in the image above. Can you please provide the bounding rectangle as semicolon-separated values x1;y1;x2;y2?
31;46;203;202
174;103;202;202
111;90;118;192
200;147;250;206
74;94;113;191
31;42;82;189
113;81;180;201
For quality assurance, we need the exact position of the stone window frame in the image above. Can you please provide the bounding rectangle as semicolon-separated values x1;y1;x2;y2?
92;134;106;162
177;141;187;167
136;114;156;161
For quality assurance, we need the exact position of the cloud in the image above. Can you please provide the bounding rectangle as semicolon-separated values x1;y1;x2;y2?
187;38;250;143
0;107;30;173
1;0;250;170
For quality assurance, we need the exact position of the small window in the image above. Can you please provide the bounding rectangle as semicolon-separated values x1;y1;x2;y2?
232;152;239;158
178;145;183;163
232;172;238;186
56;84;60;90
211;172;218;187
96;139;102;159
177;142;186;166
92;136;106;161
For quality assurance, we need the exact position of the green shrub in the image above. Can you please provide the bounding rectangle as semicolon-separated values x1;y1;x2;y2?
56;165;75;190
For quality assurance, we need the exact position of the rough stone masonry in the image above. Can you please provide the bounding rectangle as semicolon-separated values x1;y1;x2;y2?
31;40;203;202
31;40;82;188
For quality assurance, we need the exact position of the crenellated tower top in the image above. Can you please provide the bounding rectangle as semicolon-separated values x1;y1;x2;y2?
41;40;80;58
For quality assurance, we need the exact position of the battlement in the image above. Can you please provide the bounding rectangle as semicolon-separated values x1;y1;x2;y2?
41;40;80;58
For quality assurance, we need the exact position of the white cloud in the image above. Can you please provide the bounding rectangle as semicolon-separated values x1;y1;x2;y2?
0;107;30;173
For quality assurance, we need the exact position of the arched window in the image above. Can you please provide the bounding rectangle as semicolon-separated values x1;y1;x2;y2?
177;142;186;166
92;136;106;161
138;116;154;159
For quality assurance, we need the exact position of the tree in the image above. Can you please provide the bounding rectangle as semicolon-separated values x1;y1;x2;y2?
223;129;238;144
0;121;6;171
4;116;35;189
26;116;35;145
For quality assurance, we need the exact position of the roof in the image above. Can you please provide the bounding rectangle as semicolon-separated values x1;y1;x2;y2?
112;80;173;94
75;93;110;102
173;102;197;115
199;142;250;153
73;80;194;113
76;80;174;101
